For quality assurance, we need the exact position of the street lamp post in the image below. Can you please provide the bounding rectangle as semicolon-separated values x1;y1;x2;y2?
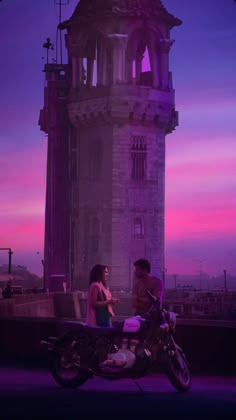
8;249;13;273
36;252;46;292
0;248;13;273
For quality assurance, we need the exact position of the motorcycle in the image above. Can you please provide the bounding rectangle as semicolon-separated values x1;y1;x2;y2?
41;290;191;392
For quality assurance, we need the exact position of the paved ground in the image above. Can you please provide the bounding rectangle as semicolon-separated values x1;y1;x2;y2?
0;367;235;419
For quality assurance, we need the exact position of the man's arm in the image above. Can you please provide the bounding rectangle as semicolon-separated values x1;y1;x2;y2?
152;277;164;306
132;283;139;309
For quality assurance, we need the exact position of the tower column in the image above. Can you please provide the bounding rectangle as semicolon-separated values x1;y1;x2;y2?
97;42;107;86
72;56;84;88
160;39;174;90
126;58;133;84
86;58;94;87
68;40;84;87
135;51;143;84
78;57;85;85
109;34;128;84
148;40;160;88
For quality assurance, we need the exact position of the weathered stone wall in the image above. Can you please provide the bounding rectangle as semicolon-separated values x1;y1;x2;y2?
0;316;235;375
73;118;166;290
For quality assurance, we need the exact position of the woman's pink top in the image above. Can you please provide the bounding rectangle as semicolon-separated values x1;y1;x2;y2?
86;282;114;326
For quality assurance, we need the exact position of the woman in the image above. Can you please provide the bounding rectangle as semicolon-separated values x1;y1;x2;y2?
86;264;119;327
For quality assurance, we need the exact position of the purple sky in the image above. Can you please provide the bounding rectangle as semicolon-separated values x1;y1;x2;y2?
0;0;236;278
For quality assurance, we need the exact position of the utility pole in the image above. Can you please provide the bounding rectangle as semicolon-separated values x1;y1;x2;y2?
173;274;177;289
8;249;13;273
41;259;46;292
193;257;207;291
223;269;227;292
199;259;203;291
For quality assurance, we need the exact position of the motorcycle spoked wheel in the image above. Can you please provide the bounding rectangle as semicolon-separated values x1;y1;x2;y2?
166;345;191;392
51;335;89;388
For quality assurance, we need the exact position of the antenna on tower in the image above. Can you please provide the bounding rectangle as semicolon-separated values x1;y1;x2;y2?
54;0;70;65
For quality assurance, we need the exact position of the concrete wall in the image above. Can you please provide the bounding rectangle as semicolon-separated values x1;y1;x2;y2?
0;293;133;320
0;316;235;375
0;292;82;319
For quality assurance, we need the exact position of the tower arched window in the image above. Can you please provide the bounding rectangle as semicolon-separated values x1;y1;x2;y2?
126;29;160;88
131;136;147;180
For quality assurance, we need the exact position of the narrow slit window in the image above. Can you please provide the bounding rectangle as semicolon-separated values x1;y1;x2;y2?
131;136;147;180
134;218;144;237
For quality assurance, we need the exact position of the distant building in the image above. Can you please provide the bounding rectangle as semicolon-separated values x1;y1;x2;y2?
39;0;182;291
164;289;236;320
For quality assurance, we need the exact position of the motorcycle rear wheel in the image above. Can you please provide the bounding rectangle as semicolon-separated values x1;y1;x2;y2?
51;335;89;388
166;346;191;392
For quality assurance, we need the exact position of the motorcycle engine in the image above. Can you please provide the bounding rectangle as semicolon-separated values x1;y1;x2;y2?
100;339;138;373
102;349;135;368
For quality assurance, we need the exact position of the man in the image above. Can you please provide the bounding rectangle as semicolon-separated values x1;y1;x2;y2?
132;259;164;316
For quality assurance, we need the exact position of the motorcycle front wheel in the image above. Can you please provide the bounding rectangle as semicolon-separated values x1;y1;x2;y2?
51;334;90;388
166;344;191;392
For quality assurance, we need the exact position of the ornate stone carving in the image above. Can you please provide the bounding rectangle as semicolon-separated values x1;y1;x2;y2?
61;0;182;28
68;86;177;132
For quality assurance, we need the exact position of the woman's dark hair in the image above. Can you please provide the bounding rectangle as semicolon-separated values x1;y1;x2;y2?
134;259;151;274
89;264;104;284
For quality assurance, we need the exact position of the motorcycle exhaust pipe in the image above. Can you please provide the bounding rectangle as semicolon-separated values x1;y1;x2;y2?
40;337;57;350
40;340;53;346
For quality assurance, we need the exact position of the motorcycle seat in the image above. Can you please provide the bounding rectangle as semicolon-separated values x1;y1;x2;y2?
81;322;123;335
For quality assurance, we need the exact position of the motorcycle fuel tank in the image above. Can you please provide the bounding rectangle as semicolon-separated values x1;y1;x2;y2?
122;317;142;333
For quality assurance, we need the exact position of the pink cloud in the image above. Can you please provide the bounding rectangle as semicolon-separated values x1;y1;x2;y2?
0;218;44;251
0;142;46;257
0;142;47;195
166;206;236;241
167;158;236;178
166;163;236;204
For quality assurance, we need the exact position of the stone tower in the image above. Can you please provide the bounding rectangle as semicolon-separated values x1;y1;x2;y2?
39;0;181;292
